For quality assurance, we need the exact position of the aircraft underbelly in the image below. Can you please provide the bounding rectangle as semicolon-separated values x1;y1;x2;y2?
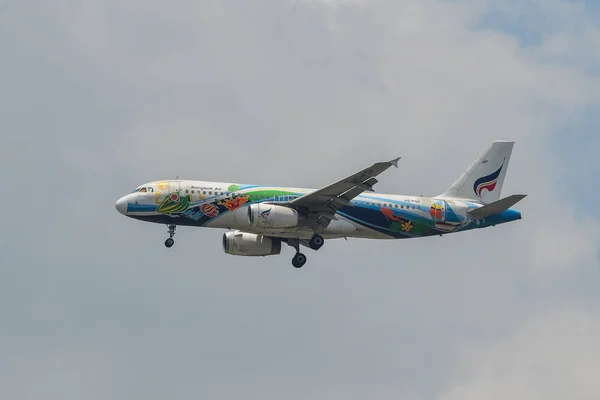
323;219;357;235
207;212;389;240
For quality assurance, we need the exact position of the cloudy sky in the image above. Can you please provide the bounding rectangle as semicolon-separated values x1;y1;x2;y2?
2;0;600;398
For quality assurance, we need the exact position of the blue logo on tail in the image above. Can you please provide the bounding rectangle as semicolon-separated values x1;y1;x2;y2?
473;160;504;198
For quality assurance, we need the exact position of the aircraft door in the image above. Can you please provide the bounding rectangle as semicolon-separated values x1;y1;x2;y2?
150;181;169;205
430;200;446;223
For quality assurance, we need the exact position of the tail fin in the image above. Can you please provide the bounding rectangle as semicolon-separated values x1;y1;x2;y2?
439;141;514;204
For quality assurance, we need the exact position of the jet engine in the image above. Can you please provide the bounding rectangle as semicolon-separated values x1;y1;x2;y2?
247;204;300;229
222;231;281;256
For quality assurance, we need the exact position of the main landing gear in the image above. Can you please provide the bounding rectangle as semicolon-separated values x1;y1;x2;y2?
309;234;324;250
288;234;325;268
288;239;306;268
165;224;176;248
292;253;307;268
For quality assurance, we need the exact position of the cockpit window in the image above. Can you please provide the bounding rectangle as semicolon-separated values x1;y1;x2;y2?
139;188;147;193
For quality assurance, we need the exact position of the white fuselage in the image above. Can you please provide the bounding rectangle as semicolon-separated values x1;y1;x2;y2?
115;179;515;241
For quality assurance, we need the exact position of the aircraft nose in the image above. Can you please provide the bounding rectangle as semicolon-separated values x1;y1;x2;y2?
115;196;128;215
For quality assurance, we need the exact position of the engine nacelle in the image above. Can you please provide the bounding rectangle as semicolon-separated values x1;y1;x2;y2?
222;231;281;256
247;204;300;229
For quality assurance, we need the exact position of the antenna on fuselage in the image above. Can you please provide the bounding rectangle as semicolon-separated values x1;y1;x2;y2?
175;175;179;180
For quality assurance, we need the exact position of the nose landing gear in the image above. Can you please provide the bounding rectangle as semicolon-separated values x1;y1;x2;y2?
165;224;176;248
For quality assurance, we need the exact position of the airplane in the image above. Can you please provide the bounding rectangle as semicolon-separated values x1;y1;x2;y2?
115;141;526;268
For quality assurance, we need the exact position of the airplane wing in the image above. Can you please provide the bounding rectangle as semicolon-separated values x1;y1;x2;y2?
287;156;401;229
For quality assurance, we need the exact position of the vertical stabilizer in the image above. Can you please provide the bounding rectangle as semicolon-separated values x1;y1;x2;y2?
439;141;514;204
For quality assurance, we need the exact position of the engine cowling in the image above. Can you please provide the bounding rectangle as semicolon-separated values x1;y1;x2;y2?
222;231;281;256
247;204;300;229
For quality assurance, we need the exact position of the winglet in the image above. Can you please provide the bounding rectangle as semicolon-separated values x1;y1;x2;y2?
389;157;401;168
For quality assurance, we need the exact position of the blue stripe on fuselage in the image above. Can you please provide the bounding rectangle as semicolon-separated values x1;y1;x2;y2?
127;204;158;213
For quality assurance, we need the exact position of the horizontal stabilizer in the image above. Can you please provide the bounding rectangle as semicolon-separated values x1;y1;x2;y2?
467;194;527;218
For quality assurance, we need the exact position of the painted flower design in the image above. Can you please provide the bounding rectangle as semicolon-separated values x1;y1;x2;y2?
200;203;219;218
401;220;413;232
218;195;249;212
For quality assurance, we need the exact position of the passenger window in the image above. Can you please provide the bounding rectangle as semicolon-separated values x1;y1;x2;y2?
209;191;212;195
191;190;194;194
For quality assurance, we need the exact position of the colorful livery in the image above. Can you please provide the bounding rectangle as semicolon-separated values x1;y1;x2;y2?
115;141;525;268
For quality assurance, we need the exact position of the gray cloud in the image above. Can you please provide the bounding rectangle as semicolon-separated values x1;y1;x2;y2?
1;0;599;399
440;307;600;400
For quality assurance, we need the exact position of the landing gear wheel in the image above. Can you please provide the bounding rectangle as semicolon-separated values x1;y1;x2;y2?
309;234;325;250
292;253;307;268
165;224;176;248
